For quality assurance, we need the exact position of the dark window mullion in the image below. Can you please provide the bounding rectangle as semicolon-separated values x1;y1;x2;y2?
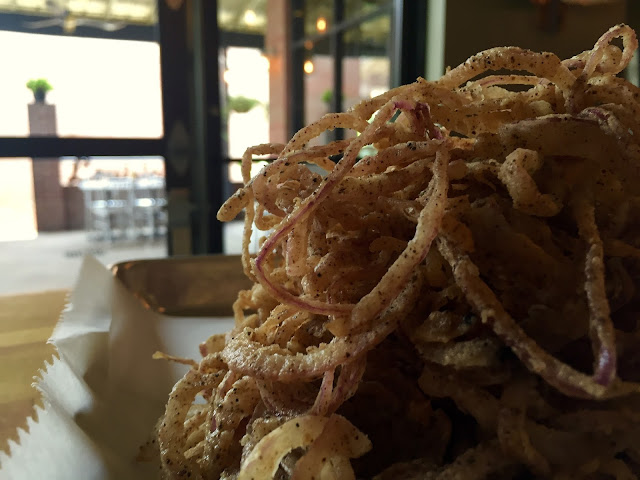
0;137;163;158
290;0;306;137
391;0;427;87
0;12;156;41
158;0;224;255
198;0;224;254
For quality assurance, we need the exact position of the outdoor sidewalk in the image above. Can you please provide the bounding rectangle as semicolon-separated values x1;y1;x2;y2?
0;222;243;296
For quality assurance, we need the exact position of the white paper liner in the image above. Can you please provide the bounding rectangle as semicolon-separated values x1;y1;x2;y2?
0;256;235;479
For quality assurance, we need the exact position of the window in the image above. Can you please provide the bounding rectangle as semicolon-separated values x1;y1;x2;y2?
0;31;162;138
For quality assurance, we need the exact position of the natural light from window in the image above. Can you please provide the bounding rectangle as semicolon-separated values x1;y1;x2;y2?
0;30;162;138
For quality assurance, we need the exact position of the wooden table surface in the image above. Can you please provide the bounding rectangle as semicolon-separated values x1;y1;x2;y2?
0;290;67;454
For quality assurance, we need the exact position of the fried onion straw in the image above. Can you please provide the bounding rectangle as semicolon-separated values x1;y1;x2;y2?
153;24;640;480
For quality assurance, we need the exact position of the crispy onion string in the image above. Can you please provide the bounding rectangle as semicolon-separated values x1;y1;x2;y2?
156;24;640;480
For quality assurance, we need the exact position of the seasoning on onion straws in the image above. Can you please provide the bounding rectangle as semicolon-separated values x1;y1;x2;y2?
153;24;640;479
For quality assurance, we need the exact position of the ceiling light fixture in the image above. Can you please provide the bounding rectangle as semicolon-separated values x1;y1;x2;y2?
244;9;258;26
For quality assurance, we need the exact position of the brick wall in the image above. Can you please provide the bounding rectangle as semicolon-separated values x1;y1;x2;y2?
266;0;291;144
304;56;361;127
28;103;66;232
63;186;85;230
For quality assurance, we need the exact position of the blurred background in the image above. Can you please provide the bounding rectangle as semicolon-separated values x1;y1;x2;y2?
0;0;637;294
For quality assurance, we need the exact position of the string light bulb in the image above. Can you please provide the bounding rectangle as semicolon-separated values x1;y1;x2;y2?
303;59;314;74
316;17;327;32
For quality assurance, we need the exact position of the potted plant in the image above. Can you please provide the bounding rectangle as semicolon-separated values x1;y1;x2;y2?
226;95;260;114
321;89;333;106
26;78;53;104
321;89;343;111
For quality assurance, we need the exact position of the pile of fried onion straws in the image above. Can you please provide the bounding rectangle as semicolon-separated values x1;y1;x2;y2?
156;25;640;479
